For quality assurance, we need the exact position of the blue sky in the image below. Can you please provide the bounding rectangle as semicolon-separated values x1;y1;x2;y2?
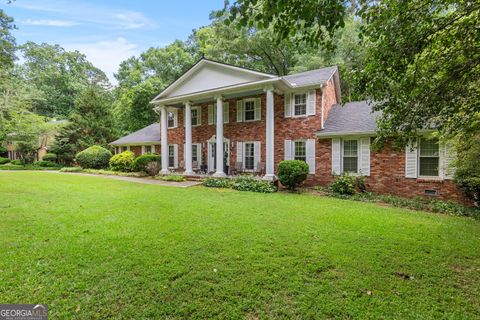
1;0;224;83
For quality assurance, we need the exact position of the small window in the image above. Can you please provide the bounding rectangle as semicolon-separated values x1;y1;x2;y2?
244;100;255;121
121;146;128;152
294;141;306;162
419;138;439;176
244;142;255;170
191;108;199;126
294;93;307;116
144;145;152;154
192;144;198;162
168;145;175;167
168;111;176;128
343;140;358;173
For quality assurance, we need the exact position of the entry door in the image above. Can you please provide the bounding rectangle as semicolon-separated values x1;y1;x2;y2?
208;142;229;173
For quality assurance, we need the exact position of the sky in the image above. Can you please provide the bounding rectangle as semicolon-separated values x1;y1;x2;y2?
1;0;224;83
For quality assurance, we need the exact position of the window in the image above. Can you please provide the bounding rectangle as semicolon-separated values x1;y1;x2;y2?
191;107;199;126
419;138;439;176
122;146;128;152
294;93;307;116
244;100;255;121
168;145;175;167
168;111;176;128
294;141;306;162
144;145;152;154
244;142;255;170
192;144;198;163
343;140;358;173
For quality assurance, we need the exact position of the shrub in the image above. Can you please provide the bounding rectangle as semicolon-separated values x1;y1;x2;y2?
109;151;135;172
330;174;356;195
0;157;10;165
203;177;233;188
60;167;83;172
42;153;57;162
231;176;276;193
132;154;160;172
145;162;160;177
34;160;59;168
158;174;186;182
277;160;309;190
76;146;112;169
10;159;23;166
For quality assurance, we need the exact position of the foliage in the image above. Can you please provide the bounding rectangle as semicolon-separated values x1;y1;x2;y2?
109;151;135;172
81;169;147;177
158;174;186;182
145;161;160;177
454;134;480;204
224;0;348;48
42;153;57;162
132;154;160;172
359;0;480;149
19;42;109;117
0;164;60;170
50;85;117;164
0;157;9;164
10;159;22;165
202;177;233;188
59;167;82;173
330;174;366;195
277;160;309;190
0;9;16;69
231;176;276;193
75;145;112;169
34;160;59;168
113;41;197;133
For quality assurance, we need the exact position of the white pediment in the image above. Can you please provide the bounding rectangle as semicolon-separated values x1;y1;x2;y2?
156;60;275;99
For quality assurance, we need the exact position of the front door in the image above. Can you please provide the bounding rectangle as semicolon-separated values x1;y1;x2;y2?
208;141;229;173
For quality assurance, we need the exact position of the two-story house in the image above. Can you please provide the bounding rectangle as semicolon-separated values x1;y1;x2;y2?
110;58;465;203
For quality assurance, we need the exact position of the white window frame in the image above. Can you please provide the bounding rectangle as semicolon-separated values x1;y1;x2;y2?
418;138;440;178
243;98;256;122
293;92;308;117
243;142;255;171
167;109;178;129
191;106;201;126
341;139;359;174
168;145;175;168
142;145;153;155
293;140;307;162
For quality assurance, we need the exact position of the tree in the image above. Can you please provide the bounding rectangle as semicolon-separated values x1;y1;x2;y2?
51;85;117;164
359;0;480;147
0;9;16;69
113;40;197;133
20;42;110;117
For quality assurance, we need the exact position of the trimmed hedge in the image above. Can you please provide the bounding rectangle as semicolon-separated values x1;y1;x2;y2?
132;154;160;172
203;176;276;193
10;159;23;166
109;151;135;172
34;160;59;168
76;146;112;169
277;160;309;190
0;157;10;165
203;177;232;188
158;174;186;182
42;153;57;162
59;167;83;172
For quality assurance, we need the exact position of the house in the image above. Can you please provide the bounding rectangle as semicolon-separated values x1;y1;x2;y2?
110;58;465;203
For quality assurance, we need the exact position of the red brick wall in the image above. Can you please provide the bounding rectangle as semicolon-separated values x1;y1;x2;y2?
130;146;142;156
312;139;468;203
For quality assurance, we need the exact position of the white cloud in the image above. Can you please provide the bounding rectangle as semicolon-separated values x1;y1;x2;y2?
22;19;80;27
64;38;139;84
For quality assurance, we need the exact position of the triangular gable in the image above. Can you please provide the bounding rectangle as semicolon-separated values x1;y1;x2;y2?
153;59;276;101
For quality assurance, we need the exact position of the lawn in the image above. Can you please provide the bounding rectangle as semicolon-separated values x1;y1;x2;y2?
1;172;479;319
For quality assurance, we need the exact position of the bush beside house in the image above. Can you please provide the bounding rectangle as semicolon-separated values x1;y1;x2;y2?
42;153;57;162
132;154;160;172
277;160;309;190
109;151;135;172
75;146;112;169
0;157;10;164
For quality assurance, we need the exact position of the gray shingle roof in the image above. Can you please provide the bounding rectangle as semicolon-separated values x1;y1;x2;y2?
110;123;160;145
317;101;380;136
283;66;338;87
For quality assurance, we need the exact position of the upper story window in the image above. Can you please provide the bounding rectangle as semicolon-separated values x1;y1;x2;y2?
294;141;306;162
191;107;201;126
168;111;175;128
419;138;439;177
343;140;358;173
244;100;255;121
294;93;307;116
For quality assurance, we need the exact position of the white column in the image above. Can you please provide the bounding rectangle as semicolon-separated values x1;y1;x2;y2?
263;87;276;181
184;101;194;175
160;106;169;174
213;96;226;177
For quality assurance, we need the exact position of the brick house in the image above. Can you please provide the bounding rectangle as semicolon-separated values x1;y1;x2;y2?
110;59;465;202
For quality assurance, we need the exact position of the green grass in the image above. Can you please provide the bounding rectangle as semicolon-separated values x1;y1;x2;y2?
0;164;60;170
1;172;479;319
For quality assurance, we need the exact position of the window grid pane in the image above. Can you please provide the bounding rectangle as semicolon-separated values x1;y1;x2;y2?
294;141;306;161
419;138;439;176
244;101;255;121
191;109;198;126
419;139;439;156
294;94;307;116
168;145;174;167
168;112;175;127
192;144;198;162
244;143;255;170
343;140;358;173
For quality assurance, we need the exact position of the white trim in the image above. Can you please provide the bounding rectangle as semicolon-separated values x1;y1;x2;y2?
167;108;178;129
191;106;202;126
242;98;260;122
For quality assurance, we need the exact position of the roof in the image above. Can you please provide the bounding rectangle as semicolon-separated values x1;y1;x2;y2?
317;101;379;137
283;66;338;87
110;123;160;145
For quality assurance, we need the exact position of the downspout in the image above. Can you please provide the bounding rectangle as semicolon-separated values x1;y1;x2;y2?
320;84;326;129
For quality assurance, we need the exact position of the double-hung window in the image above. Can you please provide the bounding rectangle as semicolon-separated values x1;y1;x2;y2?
342;140;358;173
168;111;176;128
293;93;307;116
191;107;199;126
144;145;152;154
192;144;198;163
168;145;175;167
244;100;255;121
122;146;128;152
294;141;306;162
418;138;439;177
244;142;255;170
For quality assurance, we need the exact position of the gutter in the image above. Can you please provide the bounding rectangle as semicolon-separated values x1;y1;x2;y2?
316;131;376;138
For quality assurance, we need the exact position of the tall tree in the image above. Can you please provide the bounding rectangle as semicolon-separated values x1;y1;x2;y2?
113;40;198;133
20;42;110;118
0;9;16;69
51;85;117;164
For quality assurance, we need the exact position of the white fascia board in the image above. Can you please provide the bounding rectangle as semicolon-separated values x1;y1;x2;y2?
109;141;160;146
316;131;376;138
